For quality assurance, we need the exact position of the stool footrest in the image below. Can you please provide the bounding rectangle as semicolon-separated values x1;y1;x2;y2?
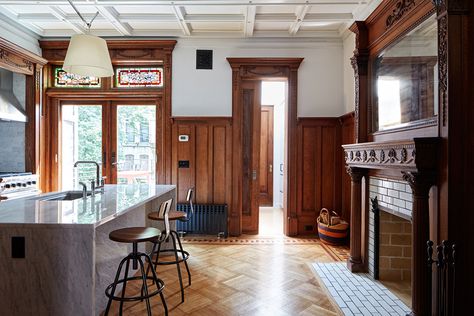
105;276;165;302
151;249;190;265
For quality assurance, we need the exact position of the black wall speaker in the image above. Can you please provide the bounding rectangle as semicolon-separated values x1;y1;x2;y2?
196;49;213;69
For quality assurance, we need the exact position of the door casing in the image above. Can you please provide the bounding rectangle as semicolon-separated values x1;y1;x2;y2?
227;58;303;236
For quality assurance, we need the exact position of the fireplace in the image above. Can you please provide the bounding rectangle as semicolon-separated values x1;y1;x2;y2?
368;177;412;281
343;138;439;315
368;177;413;306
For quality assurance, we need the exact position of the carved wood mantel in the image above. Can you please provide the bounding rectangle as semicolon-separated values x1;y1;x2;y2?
343;137;438;316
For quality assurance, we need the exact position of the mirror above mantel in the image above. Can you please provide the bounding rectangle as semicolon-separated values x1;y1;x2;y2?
372;13;438;133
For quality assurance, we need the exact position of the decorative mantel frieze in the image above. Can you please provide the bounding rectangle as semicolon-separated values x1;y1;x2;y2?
342;137;440;171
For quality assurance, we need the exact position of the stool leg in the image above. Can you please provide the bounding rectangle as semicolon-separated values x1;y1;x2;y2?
144;253;168;316
171;232;185;303
119;257;131;316
174;230;192;286
154;240;162;266
137;256;152;316
145;241;158;285
105;255;130;316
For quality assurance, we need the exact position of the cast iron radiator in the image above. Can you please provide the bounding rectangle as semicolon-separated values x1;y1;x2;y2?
175;203;228;237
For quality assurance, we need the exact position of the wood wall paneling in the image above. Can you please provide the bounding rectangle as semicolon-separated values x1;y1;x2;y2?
296;118;342;235
171;118;232;208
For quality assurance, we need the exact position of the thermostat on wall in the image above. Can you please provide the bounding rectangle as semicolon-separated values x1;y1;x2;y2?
178;135;189;142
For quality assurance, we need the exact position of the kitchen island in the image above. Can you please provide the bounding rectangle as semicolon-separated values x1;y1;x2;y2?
0;184;176;316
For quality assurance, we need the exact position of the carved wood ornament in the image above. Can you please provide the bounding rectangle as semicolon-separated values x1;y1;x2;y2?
386;0;417;29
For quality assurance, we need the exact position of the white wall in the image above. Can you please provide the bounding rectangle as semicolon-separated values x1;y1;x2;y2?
0;13;41;55
172;38;344;117
342;32;356;114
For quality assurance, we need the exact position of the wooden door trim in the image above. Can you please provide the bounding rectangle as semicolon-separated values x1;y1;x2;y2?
227;57;303;236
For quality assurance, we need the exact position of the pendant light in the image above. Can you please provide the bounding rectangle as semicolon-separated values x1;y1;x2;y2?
62;0;113;77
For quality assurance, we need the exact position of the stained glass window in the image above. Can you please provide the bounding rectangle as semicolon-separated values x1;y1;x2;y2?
115;68;163;87
54;68;101;88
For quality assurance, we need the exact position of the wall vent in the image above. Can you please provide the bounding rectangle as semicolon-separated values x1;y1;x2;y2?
196;50;213;69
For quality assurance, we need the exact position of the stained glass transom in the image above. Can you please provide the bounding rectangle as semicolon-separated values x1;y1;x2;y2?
54;68;101;88
115;68;163;87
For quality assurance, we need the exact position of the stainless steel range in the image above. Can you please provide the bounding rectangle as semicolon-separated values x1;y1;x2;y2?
0;172;40;201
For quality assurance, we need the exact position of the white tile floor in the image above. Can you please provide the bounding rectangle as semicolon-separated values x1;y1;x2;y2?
312;262;411;316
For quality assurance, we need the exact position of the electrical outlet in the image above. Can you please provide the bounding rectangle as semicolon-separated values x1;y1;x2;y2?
11;236;25;258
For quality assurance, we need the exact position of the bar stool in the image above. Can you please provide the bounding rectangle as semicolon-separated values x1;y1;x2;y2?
104;200;172;316
147;189;193;303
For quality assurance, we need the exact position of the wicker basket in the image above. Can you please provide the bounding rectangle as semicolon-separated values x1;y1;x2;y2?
317;208;349;245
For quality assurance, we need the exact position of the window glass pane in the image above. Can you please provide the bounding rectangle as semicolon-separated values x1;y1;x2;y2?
61;105;102;190
117;106;156;184
140;121;149;142
54;67;101;88
115;68;163;87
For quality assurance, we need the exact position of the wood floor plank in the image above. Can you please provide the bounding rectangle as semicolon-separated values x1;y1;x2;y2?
104;243;342;315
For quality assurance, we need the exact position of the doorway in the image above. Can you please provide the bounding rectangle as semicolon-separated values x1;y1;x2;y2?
258;81;286;237
60;101;158;190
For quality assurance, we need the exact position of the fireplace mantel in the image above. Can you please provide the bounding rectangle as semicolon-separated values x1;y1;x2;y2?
343;137;439;316
342;137;440;172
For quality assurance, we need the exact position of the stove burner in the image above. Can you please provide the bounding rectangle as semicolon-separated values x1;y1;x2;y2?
0;173;39;201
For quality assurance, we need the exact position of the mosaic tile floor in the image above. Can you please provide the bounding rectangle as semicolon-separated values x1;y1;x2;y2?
312;262;411;316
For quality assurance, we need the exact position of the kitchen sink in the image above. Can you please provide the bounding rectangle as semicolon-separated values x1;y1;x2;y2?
35;191;91;201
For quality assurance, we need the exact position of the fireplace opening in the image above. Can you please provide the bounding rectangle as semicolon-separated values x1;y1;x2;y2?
369;177;413;308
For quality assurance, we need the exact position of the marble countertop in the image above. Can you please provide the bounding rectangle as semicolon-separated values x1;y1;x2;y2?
0;184;175;226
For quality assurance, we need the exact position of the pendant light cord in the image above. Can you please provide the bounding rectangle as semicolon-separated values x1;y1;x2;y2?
67;0;99;32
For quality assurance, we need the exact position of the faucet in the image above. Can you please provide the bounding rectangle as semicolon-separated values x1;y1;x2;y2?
74;161;105;195
78;181;87;199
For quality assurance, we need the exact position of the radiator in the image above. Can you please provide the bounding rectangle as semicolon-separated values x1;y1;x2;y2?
175;203;228;238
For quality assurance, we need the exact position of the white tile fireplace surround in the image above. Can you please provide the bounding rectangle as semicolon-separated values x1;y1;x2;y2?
368;177;413;279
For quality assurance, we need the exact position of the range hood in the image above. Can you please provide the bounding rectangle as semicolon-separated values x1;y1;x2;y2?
0;68;27;122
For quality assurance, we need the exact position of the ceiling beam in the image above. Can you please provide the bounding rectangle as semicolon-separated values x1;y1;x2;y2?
96;6;132;35
172;5;191;36
289;5;310;35
48;6;86;33
243;5;256;37
0;5;44;35
0;1;368;5
13;12;352;24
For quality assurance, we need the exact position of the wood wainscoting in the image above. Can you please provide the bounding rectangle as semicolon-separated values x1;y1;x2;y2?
297;118;341;235
171;117;232;207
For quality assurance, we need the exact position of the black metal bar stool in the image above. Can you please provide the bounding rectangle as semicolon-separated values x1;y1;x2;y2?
105;200;172;316
147;189;194;303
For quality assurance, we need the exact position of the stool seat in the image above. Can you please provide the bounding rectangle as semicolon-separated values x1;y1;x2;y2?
109;227;160;243
148;210;187;221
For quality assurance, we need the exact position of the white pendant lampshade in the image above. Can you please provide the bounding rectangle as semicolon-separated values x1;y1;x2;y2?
63;34;114;77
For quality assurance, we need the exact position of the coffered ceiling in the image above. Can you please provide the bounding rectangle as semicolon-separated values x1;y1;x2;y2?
0;0;379;39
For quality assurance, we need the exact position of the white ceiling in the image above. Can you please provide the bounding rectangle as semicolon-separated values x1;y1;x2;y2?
0;0;378;39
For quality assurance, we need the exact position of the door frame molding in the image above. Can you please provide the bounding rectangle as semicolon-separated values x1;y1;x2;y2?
227;58;303;236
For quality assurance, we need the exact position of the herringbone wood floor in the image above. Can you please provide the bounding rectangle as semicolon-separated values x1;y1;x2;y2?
105;243;342;315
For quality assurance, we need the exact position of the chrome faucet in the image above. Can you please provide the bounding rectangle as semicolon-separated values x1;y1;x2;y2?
74;161;105;195
78;181;87;199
